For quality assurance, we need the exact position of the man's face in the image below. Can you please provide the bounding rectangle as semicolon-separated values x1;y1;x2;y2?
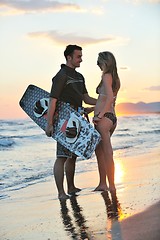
68;50;82;68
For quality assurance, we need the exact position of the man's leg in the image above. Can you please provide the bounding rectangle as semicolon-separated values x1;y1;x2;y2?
65;156;81;194
53;157;70;199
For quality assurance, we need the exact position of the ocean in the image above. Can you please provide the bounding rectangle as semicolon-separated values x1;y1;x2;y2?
0;114;160;200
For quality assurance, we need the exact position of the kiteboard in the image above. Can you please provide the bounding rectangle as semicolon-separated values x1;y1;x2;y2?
19;85;101;159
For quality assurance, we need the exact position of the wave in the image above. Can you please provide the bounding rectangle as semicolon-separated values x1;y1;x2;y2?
0;134;43;140
116;128;130;132
0;194;9;200
113;145;133;151
0;138;15;148
0;120;25;126
138;129;160;135
1;169;52;193
114;133;133;137
0;119;39;131
0;133;45;150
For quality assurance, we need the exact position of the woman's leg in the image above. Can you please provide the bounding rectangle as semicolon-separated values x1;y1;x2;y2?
96;118;116;192
101;134;115;192
94;142;109;191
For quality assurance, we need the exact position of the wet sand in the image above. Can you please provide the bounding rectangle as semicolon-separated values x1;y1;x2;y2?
1;149;160;239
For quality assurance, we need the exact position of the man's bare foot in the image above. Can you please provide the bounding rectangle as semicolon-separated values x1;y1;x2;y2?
58;193;70;200
68;187;81;195
93;185;109;192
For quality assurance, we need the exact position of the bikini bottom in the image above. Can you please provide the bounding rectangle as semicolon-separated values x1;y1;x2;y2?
104;112;117;125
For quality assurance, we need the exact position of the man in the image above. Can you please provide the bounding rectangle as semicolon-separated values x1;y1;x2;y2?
45;45;96;199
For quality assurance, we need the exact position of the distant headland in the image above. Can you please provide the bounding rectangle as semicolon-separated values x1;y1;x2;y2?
116;102;160;114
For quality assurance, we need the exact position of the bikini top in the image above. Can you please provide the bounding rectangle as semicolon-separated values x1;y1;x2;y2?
98;86;117;106
98;85;116;97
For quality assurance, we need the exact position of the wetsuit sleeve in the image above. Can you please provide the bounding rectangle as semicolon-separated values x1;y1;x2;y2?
49;72;66;99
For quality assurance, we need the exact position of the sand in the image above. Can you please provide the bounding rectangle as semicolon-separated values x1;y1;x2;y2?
1;149;160;240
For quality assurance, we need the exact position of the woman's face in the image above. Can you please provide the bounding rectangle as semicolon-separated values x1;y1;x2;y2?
97;59;103;71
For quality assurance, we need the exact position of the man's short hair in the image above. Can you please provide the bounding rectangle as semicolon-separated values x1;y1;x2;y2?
64;45;82;59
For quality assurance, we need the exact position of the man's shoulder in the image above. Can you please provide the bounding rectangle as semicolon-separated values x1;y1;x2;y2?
58;64;67;74
75;70;85;80
53;65;67;80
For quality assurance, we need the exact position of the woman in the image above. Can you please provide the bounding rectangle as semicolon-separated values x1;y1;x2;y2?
93;51;120;193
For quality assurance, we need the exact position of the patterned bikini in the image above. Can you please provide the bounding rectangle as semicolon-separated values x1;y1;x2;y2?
100;94;117;125
104;112;117;125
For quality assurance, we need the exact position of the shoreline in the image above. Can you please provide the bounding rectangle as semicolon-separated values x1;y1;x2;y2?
1;148;160;239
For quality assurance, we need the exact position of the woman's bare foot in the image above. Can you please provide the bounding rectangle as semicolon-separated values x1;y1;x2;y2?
109;185;116;194
93;185;109;192
68;187;81;195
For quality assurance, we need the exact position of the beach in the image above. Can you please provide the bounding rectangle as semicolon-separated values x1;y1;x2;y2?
1;147;160;240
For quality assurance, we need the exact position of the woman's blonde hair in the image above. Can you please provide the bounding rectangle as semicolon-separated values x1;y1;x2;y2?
96;51;120;94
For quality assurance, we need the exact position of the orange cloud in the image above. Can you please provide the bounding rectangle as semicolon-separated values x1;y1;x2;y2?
0;0;82;15
28;30;130;46
144;85;160;91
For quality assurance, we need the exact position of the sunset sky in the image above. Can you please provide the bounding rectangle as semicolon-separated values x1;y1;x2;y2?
0;0;160;119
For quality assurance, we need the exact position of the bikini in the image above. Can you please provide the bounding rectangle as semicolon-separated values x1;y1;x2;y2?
99;94;117;125
104;112;117;125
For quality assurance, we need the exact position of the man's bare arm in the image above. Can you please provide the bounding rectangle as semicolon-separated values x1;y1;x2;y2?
45;98;57;137
83;93;97;105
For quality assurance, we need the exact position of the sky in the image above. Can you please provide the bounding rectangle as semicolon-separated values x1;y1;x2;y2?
0;0;160;119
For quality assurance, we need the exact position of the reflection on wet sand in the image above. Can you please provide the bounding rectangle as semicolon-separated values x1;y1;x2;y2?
101;191;121;219
59;191;122;239
59;196;91;239
101;191;123;240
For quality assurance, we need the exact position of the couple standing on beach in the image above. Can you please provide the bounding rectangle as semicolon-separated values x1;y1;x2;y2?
45;45;120;199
